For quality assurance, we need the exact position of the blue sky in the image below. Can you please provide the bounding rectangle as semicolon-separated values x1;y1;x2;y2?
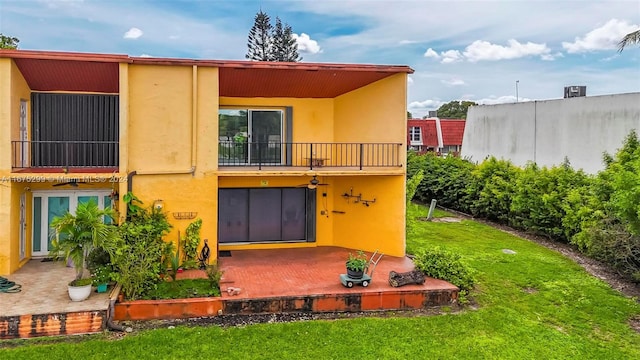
1;0;639;118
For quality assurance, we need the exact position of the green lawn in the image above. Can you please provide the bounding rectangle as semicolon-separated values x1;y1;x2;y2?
2;203;639;359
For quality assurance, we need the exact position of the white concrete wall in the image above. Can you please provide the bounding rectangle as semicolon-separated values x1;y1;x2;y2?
462;93;640;174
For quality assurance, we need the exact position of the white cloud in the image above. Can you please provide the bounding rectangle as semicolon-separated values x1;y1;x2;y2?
139;54;152;58
424;48;440;59
463;39;551;62
441;78;466;86
123;27;143;39
407;76;414;84
169;35;180;40
408;99;444;112
424;48;462;63
293;33;322;54
540;52;564;61
562;19;639;53
441;50;463;64
426;39;551;64
399;40;418;45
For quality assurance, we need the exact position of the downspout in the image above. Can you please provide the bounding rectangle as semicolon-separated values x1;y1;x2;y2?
106;284;124;332
434;117;444;151
191;65;198;169
533;101;537;163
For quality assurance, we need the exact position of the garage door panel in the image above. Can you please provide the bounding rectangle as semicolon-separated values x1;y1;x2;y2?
219;189;249;243
249;188;282;241
282;188;306;240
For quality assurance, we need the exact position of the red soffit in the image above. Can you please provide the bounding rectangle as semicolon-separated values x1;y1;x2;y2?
219;67;398;98
13;58;119;93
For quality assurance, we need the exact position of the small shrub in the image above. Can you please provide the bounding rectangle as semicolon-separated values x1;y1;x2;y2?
206;264;224;289
346;251;368;271
181;218;203;269
86;247;111;273
585;220;640;282
413;247;476;301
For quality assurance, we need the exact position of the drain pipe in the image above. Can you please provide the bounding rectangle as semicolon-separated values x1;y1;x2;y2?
106;283;125;332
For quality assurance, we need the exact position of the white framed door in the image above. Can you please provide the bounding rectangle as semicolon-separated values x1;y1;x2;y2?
31;190;112;257
19;193;26;260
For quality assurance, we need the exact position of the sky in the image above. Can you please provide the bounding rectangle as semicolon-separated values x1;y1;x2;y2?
0;0;639;118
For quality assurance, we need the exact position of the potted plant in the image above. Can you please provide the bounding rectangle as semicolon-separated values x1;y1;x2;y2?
49;200;118;301
92;265;112;293
346;250;368;279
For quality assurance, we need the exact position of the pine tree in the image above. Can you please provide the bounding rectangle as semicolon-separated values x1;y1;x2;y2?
271;17;301;62
246;11;273;61
281;21;301;62
271;17;285;61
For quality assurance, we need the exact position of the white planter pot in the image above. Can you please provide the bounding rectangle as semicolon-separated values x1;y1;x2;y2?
68;284;92;302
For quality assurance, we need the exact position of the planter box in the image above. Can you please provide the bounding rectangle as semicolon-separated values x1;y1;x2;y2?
114;297;223;321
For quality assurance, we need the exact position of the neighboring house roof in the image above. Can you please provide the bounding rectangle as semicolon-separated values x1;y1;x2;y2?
439;119;465;145
0;49;414;97
407;118;465;148
407;119;439;147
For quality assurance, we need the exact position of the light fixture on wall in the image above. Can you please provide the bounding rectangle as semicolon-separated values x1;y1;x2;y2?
153;199;164;210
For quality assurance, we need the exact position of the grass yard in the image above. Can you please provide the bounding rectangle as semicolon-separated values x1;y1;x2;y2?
1;203;639;359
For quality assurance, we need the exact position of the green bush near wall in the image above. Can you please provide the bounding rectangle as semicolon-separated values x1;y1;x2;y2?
408;130;640;282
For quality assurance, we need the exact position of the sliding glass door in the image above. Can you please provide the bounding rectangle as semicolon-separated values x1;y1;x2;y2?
219;109;283;165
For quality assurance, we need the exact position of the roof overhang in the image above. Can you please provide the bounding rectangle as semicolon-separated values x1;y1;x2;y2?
0;50;414;98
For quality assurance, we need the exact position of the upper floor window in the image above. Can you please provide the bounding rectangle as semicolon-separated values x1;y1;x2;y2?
219;108;284;165
409;126;422;144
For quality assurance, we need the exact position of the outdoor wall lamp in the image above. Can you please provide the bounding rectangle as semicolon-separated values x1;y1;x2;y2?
153;199;164;210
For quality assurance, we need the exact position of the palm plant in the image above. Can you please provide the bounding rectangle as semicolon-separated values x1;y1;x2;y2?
618;29;640;52
49;200;119;283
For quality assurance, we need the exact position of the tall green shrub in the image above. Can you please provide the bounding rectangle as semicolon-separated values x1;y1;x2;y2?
412;152;475;211
466;157;519;223
111;199;173;300
511;160;590;242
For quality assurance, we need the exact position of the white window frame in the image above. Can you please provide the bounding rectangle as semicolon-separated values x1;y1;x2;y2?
410;126;422;145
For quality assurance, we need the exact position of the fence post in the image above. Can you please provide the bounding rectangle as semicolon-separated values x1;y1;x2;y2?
309;143;314;170
359;143;364;170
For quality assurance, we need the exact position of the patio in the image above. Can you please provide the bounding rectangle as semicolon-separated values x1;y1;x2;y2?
0;260;111;339
1;247;459;339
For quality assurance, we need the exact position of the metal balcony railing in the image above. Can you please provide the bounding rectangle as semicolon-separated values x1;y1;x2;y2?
219;142;403;170
11;140;119;168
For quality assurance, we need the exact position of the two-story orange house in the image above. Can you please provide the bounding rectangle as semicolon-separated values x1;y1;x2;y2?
0;50;413;275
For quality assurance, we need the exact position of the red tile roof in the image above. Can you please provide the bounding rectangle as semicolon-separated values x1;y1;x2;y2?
0;49;413;97
440;119;466;145
407;119;439;147
407;118;466;147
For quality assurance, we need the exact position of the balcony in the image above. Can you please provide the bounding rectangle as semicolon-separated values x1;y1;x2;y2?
11;140;119;170
219;142;403;170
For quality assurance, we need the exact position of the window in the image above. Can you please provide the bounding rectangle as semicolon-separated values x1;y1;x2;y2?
219;108;288;165
409;126;422;145
441;145;460;155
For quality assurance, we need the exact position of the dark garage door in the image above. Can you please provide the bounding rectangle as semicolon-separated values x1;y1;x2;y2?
218;188;316;243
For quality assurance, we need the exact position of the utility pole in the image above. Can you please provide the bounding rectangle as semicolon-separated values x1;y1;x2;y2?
516;80;519;103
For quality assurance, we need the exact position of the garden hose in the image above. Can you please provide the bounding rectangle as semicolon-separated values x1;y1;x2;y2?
0;276;21;293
